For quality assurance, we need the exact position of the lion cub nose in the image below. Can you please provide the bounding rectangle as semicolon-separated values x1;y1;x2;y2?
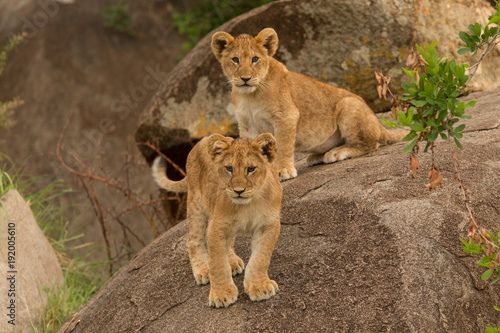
234;189;245;195
241;77;251;83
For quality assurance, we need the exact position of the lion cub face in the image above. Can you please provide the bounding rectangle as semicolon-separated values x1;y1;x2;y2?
207;133;277;204
211;28;279;94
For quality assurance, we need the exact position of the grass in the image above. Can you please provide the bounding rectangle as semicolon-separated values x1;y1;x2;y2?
103;2;136;37
170;0;274;59
0;155;105;332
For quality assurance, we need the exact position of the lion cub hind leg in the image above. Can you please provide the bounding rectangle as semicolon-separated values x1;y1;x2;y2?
323;97;380;164
244;220;280;301
187;202;210;285
229;239;244;276
306;153;326;166
323;144;378;164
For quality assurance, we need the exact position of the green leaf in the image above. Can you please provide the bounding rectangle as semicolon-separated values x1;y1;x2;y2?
409;123;425;132
463;243;481;253
440;132;448;140
470;23;481;36
459;237;470;246
398;111;408;126
402;67;415;80
478;256;491;264
428;131;438;142
402;138;418;155
399;109;414;127
485;327;498;333
487;15;500;26
457;47;471;55
402;131;417;142
478;256;492;267
424;81;434;97
468;24;475;35
482;269;494;280
459;31;470;43
455;102;465;116
494;306;500;312
381;117;399;128
437;109;447;124
456;124;466;132
465;100;477;108
407;107;414;123
454;137;463;149
487;232;498;241
411;100;427;107
491;277;500;285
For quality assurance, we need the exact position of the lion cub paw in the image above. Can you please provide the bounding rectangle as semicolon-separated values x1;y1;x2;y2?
209;283;238;308
306;153;325;166
192;263;210;285
244;278;279;301
277;166;297;181
229;254;245;276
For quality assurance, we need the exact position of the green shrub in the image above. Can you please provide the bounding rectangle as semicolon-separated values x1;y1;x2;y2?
171;0;274;57
104;2;135;37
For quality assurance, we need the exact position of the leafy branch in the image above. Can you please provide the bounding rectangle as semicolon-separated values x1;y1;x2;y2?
458;1;500;89
374;3;500;330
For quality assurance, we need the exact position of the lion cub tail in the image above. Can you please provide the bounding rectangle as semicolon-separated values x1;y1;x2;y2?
378;124;409;145
152;156;188;193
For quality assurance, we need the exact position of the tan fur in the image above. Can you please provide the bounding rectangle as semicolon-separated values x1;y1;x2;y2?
152;133;282;308
212;28;408;181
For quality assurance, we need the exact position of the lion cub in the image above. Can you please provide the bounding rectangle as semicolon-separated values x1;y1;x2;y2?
152;133;282;308
211;28;407;181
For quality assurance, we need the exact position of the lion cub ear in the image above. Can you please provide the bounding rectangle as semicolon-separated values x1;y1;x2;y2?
255;28;278;57
211;31;234;61
207;134;234;160
252;133;277;163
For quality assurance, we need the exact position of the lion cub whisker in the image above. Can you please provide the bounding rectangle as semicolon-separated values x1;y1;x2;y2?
152;133;282;308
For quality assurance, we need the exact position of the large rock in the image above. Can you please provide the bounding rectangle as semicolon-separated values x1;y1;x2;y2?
0;190;64;332
136;0;499;160
60;88;500;332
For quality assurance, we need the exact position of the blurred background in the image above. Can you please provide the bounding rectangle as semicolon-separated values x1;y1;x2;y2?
0;0;272;273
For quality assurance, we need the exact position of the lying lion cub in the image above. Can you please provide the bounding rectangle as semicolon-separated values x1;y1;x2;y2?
211;28;407;181
152;133;282;308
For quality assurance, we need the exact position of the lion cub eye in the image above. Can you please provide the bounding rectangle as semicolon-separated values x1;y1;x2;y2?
251;57;259;63
231;57;239;64
247;166;256;174
225;166;233;173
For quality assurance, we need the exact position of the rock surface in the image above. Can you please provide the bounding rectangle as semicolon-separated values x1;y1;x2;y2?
0;189;64;332
136;0;499;157
60;88;500;332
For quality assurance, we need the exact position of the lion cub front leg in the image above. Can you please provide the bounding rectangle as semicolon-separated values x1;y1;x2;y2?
207;220;238;308
244;220;280;301
187;203;210;285
273;112;299;181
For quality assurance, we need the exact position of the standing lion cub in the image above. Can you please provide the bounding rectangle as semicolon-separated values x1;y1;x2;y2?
152;133;282;308
211;28;407;181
